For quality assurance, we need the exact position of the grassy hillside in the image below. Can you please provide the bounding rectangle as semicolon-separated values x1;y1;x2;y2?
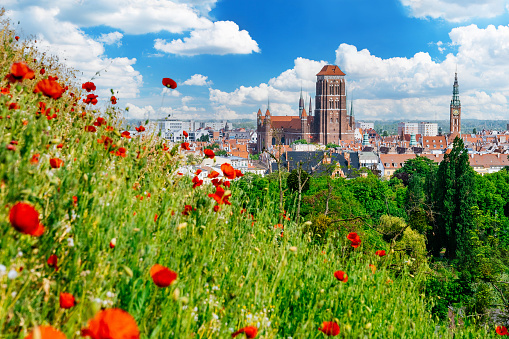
0;13;498;338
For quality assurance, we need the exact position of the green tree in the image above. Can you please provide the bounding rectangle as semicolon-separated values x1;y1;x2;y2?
287;165;311;220
291;139;308;145
326;143;340;149
198;134;210;142
429;137;476;259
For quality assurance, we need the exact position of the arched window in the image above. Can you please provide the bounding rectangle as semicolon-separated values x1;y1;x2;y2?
272;137;276;145
281;137;286;145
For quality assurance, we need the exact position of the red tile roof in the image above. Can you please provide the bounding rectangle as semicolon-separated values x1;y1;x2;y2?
316;65;346;76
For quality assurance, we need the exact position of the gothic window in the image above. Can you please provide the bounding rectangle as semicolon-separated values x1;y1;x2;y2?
331;118;333;123
281;137;286;145
272;137;276;145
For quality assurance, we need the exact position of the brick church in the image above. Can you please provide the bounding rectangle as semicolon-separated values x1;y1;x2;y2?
257;65;355;152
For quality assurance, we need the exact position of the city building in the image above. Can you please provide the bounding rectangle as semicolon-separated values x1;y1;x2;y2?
418;122;438;136
356;122;374;130
256;65;355;152
398;122;418;137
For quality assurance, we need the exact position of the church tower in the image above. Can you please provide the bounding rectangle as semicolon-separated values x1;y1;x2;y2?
449;72;461;137
314;65;354;144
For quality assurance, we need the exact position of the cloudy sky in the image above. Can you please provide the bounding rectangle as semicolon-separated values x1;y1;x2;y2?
5;0;509;121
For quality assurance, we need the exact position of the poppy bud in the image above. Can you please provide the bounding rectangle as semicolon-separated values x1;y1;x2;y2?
110;238;116;249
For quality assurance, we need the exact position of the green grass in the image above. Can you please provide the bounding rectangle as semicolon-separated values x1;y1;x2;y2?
0;12;498;338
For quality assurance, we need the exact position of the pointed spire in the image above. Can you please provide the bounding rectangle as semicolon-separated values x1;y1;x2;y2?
451;72;460;106
299;87;304;117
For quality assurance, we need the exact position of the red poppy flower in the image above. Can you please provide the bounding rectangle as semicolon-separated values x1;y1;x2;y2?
50;158;64;169
8;102;19;110
204;149;215;159
115;147;127;158
9;202;44;236
47;254;58;271
60;292;77;309
72;196;78;207
40;68;45;75
334;270;348;283
347;232;361;248
93;117;107;126
57;143;64;149
375;250;386;257
121;131;131;139
30;153;40;164
110;96;117;104
318;321;340;336
181;142;190;151
162;78;177;89
221;163;236;180
183;130;188;138
211;178;223;187
150;264;177;287
182;204;193;215
232;326;258;338
84;94;98;105
24;326;66;339
82;81;96;92
81;308;140;339
135;126;145;132
33;78;64;99
195;169;202;175
85;125;97;132
496;326;509;335
154;214;158;222
6;62;35;83
192;176;203;189
1;87;10;95
235;169;244;178
15;36;19;41
105;126;114;132
97;136;113;148
274;223;284;229
208;170;220;179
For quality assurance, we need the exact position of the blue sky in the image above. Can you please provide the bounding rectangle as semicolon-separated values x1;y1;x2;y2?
5;0;509;121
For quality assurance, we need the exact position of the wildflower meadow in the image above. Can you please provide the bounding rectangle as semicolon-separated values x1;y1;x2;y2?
0;10;504;339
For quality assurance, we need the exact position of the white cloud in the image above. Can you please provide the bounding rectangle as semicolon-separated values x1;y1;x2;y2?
212;105;241;120
399;0;507;22
97;32;123;46
161;88;182;97
11;0;212;35
8;7;143;99
182;74;213;86
125;103;156;119
154;21;260;56
268;57;328;91
182;96;194;104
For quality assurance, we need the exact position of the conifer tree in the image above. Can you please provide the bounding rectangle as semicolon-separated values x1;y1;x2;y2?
430;136;476;259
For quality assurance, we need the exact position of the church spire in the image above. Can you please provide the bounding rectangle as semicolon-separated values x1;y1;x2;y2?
451;72;460;106
299;87;304;117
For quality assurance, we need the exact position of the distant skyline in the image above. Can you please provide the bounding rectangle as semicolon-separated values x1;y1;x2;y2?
5;0;509;121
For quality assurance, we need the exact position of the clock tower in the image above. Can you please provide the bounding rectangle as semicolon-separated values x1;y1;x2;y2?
449;72;461;137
